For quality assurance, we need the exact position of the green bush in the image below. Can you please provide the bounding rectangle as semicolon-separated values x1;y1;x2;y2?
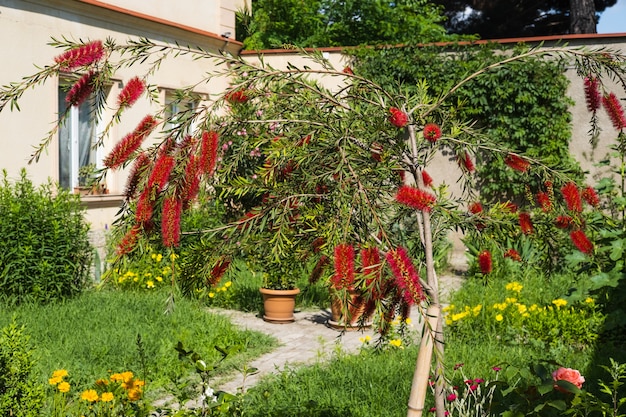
0;169;92;304
0;320;46;417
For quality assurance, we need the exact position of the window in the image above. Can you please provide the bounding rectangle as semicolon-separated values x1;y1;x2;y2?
164;90;199;138
57;82;104;190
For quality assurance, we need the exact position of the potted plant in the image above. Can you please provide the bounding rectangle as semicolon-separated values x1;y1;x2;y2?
258;256;301;323
75;163;108;195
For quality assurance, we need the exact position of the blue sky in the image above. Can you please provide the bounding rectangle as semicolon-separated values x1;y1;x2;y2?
597;0;626;33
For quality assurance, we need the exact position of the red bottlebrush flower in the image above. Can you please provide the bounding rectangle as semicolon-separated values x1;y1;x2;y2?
504;249;522;262
54;40;105;72
395;185;436;212
602;92;626;130
361;247;381;282
582;186;600;207
421;170;433;187
570;230;593;254
332;244;355;290
103;115;158;169
561;182;582;212
65;70;96;106
468;201;483;214
342;66;354;75
504;153;530;173
385;246;425;305
309;255;330;284
207;257;231;287
584;77;602;112
135;190;154;224
311;237;325;253
161;196;182;247
117;77;145;108
503;202;518;213
225;89;249;103
388;107;409;128
477;250;492;275
116;225;141;256
555;215;574;229
124;152;151;200
147;153;175;191
458;151;475;174
423;123;442;142
519;212;533;234
180;155;201;205
199;131;219;175
536;192;552;212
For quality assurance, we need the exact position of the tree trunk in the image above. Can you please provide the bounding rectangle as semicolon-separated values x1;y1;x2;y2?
570;0;597;33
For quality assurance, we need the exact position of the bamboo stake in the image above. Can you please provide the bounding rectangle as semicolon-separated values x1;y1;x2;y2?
407;304;440;417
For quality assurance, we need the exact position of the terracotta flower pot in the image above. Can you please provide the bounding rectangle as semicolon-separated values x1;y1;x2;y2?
259;287;300;323
328;288;373;330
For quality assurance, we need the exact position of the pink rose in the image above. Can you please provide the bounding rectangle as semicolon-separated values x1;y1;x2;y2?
552;367;585;392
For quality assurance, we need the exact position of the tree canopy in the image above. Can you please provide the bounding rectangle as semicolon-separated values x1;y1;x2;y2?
236;0;456;50
432;0;617;38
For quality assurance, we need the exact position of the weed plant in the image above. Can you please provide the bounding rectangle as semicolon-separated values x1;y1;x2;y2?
0;289;276;395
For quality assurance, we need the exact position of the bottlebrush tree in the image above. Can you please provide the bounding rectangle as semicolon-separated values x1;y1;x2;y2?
1;37;625;417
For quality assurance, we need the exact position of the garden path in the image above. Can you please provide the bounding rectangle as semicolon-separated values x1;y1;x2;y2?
212;251;467;394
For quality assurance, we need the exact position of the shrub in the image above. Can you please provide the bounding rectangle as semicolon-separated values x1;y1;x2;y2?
0;169;92;304
0;320;46;417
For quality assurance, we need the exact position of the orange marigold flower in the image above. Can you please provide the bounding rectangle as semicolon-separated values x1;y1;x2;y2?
388;107;409;128
385;246;425;305
423;123;442;142
519;212;533;234
65;70;97;107
477;250;492;274
561;182;582;212
584;77;602;112
332;244;355;290
504;153;530;173
602;92;626;130
55;40;104;72
570;230;593;254
395;185;436;212
80;389;99;402
582;186;599;207
117;76;145;108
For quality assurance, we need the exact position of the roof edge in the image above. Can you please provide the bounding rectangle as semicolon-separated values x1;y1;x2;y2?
240;32;626;55
76;0;243;47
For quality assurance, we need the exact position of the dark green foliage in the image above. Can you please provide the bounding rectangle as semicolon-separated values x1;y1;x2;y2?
0;169;92;304
0;321;46;417
351;43;583;203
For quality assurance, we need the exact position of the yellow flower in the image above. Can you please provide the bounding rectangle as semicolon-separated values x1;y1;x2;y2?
505;282;523;293
472;305;482;315
552;299;567;308
442;304;455;312
389;339;403;348
128;388;142;401
146;280;154;289
81;389;99;402
209;292;215;298
151;253;157;260
57;381;70;393
495;314;504;322
505;297;517;304
225;281;232;288
517;304;527;315
101;392;114;402
405;317;412;325
48;376;62;385
529;304;538;312
359;335;372;343
156;276;163;282
170;253;178;261
52;369;68;379
111;371;133;383
493;302;508;311
585;297;594;304
451;311;469;322
155;254;163;262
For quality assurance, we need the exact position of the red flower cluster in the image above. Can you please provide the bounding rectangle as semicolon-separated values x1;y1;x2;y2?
468;201;483;214
395;185;436;212
199;131;219;175
503;202;518;213
504;153;530;173
117;77;145;108
582;186;599;207
504;249;522;262
458;151;475;173
147;153;175;191
342;66;354;75
332;244;355;290
519;212;533;234
104;115;158;169
423;123;442;142
161;196;182;247
555;215;574;229
421;170;433;187
602;92;626;130
477;250;492;274
388;107;409;128
180;155;201;205
124;152;151;200
116;225;141;255
570;230;593;254
225;89;249;103
385;246;425;305
584;77;602;112
54;40;105;72
536;192;552;212
135;191;154;224
65;70;97;106
561;182;582;212
208;257;232;287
